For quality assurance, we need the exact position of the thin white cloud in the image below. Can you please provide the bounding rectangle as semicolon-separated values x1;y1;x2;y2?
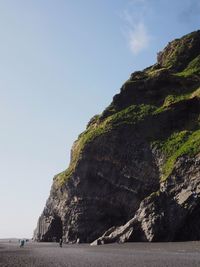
121;0;152;55
128;22;150;55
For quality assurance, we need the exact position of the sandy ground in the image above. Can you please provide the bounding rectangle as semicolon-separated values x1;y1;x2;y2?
1;241;200;267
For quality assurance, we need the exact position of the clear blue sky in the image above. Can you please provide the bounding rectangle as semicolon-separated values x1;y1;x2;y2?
0;0;199;238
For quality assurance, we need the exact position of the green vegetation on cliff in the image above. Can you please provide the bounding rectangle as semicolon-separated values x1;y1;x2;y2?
56;85;199;186
176;55;200;77
56;104;157;185
157;30;200;71
162;93;192;107
152;129;200;181
57;86;199;186
152;87;200;181
56;30;200;186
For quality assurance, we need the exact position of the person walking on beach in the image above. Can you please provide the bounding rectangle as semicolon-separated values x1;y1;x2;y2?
59;238;63;248
20;239;25;248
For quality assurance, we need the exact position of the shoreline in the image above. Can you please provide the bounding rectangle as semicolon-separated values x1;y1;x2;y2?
1;241;200;267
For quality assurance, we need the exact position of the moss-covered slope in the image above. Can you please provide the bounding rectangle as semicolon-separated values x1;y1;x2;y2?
34;30;200;244
56;30;200;187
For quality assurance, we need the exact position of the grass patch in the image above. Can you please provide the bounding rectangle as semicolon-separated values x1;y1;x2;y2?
190;87;200;98
176;55;200;77
153;130;200;182
146;67;169;77
56;104;156;185
162;93;192;107
153;86;199;114
109;104;156;126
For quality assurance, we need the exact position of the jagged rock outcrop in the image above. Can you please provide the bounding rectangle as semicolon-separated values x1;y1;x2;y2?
91;153;200;244
34;30;200;244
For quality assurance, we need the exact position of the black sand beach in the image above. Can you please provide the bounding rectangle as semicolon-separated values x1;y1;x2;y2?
1;241;200;267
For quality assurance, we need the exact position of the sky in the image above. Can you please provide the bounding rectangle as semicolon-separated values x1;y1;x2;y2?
0;0;199;238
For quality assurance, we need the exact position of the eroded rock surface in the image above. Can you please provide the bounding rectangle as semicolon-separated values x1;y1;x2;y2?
92;153;200;244
33;31;200;244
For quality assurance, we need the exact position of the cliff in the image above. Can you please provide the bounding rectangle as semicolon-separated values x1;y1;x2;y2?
33;30;200;244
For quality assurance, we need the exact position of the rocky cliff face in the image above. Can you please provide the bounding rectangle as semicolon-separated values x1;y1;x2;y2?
34;30;200;244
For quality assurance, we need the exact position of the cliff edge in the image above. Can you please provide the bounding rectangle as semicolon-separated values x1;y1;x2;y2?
34;30;200;244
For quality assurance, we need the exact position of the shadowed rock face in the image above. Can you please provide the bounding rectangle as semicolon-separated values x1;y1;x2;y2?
35;129;160;243
33;30;200;244
91;153;200;245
